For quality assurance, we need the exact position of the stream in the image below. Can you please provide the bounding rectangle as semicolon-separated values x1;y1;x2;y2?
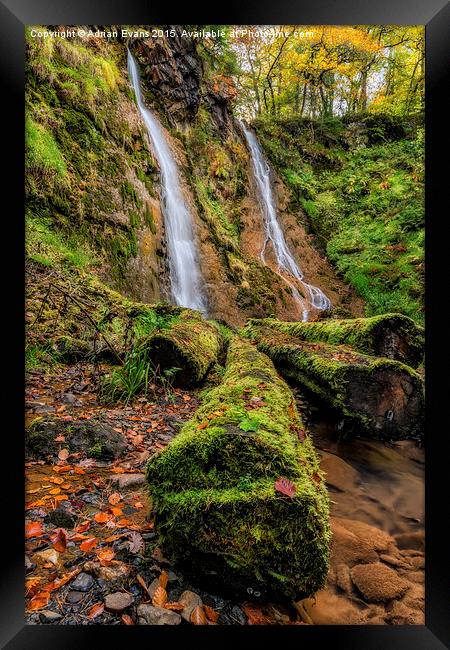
240;121;331;321
128;50;208;314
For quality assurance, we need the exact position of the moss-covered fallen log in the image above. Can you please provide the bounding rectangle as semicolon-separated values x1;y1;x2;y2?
250;313;424;367
146;337;330;599
138;314;223;387
243;324;424;439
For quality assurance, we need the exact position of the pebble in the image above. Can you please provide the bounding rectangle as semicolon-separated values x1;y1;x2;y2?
39;610;62;624
137;604;182;625
104;591;134;613
70;572;94;592
46;507;76;529
109;473;146;490
350;562;409;602
66;590;84;604
34;549;59;566
336;563;353;594
179;590;203;621
230;605;247;625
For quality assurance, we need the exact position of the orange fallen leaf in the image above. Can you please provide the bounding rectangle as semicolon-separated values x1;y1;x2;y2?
96;548;115;566
69;533;90;542
111;467;125;474
137;574;151;596
159;570;168;589
58;449;70;461
133;502;144;509
27;590;50;611
74;467;86;475
191;605;208;625
104;533;126;542
26;499;46;509
121;614;134;625
204;604;219;623
25;521;44;539
87;602;104;619
44;568;81;592
117;518;133;527
25;576;43;596
50;527;68;553
108;492;122;505
49;487;61;495
197;422;208;430
80;537;98;552
164;602;184;612
75;521;90;533
54;465;72;473
61;482;72;490
52;494;68;502
94;512;110;524
48;477;64;485
152;585;168;608
109;506;123;517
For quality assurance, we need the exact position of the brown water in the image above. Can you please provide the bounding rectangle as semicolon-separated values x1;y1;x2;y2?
311;418;424;537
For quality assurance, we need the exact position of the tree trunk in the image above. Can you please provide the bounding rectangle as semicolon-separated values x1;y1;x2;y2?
146;337;330;599
140;314;223;387
244;325;424;439
247;314;424;368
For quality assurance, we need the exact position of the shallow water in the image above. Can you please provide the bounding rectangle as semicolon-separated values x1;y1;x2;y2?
311;417;424;537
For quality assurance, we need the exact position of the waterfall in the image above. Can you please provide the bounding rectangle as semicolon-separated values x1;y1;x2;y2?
127;50;207;314
240;122;331;321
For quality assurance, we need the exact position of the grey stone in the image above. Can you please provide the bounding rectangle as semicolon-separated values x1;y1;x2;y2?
230;605;247;625
179;590;202;621
39;610;62;623
137;604;182;625
66;590;84;604
109;473;146;490
46;507;76;529
26;416;128;461
70;572;94;592
104;591;133;613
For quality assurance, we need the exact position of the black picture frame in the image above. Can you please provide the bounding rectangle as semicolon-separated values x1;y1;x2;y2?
1;0;448;647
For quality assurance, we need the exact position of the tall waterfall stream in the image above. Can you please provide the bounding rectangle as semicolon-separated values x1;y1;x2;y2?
128;51;207;313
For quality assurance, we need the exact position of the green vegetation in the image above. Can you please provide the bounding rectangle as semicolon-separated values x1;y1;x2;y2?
254;115;424;325
250;313;425;368
25;29;156;288
243;323;424;438
146;337;330;598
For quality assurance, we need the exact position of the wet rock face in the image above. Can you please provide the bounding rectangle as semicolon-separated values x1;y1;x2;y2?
25;416;128;461
131;29;202;126
130;28;234;134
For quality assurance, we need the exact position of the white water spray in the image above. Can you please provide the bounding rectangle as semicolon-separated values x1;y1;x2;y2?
240;122;331;320
128;50;207;313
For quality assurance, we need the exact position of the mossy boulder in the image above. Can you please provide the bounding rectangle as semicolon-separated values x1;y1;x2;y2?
251;314;424;368
146;337;330;599
243;324;424;439
26;416;128;461
139;314;223;387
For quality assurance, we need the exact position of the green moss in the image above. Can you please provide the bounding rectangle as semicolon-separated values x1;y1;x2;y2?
138;315;223;387
253;115;424;325
26;116;67;179
146;337;330;598
249;313;424;368
243;324;424;438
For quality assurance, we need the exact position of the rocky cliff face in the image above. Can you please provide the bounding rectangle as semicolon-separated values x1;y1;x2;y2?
26;27;364;326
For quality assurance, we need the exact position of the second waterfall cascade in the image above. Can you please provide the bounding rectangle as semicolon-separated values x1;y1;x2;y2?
127;50;208;313
240;122;331;321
